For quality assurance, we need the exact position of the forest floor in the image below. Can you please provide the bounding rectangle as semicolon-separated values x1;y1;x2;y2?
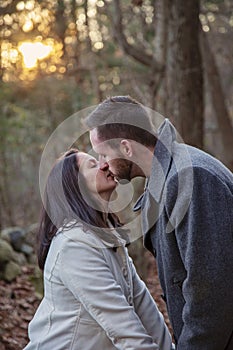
0;253;172;350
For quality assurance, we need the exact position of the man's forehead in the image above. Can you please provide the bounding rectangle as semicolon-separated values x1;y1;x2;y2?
90;128;98;143
90;128;106;152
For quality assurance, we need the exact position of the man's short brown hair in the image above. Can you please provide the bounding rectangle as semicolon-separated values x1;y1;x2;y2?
85;96;157;147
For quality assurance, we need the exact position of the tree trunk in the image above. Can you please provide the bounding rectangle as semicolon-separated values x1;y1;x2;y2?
200;30;233;171
166;0;203;148
84;0;103;101
0;42;3;81
110;0;204;147
151;0;169;113
55;0;67;53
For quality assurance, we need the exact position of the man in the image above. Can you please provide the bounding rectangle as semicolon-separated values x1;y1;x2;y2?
85;95;233;349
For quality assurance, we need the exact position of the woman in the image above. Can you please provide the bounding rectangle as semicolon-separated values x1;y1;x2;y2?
24;148;173;350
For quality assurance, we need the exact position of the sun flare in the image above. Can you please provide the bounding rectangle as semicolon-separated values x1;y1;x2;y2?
18;41;53;68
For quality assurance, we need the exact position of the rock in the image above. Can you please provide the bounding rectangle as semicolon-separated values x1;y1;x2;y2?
28;266;43;298
12;251;27;266
28;253;37;265
1;261;21;282
1;227;26;252
25;223;38;247
21;243;34;256
0;239;14;264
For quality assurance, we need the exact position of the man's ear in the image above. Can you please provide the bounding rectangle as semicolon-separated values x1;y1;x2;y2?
120;139;133;157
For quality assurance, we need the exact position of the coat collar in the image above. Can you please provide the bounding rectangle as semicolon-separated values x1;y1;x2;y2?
134;119;194;236
134;118;176;211
148;118;176;203
133;119;177;238
57;220;130;249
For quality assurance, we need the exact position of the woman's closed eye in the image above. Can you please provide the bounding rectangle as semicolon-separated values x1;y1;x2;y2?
89;159;98;168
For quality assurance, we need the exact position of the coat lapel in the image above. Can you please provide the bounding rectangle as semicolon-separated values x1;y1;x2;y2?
133;119;176;236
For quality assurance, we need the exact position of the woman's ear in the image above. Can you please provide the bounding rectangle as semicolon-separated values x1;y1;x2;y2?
120;139;133;157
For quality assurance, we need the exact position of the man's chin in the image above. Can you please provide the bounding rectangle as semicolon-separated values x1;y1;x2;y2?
113;168;132;183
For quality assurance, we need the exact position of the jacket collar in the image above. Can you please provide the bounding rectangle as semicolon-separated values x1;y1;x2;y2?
57;220;130;249
134;118;176;211
148;118;176;202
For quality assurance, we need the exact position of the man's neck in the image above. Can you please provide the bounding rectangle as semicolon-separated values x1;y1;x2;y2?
130;144;155;178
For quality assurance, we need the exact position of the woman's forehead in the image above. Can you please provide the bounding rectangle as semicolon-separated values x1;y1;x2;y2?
77;152;97;166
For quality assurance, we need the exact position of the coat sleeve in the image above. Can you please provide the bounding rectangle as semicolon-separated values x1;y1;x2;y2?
129;258;174;350
167;167;233;350
59;237;160;350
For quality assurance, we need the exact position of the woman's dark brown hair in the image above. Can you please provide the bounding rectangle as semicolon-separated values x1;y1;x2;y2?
37;148;118;270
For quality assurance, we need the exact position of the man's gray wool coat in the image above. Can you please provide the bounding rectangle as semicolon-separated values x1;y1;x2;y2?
134;119;233;349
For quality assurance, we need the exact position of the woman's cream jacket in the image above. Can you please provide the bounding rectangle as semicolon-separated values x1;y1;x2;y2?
24;224;173;350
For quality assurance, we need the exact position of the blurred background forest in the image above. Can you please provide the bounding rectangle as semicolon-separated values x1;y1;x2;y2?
0;0;233;230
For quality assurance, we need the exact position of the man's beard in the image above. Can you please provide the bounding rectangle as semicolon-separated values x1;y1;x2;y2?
113;158;133;182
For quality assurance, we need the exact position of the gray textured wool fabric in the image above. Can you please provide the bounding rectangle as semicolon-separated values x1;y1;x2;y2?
134;119;233;349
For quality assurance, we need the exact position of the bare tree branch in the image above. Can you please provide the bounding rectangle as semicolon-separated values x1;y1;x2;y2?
0;0;19;16
108;0;163;71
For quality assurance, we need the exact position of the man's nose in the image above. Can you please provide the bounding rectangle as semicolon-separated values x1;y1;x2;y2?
99;161;109;171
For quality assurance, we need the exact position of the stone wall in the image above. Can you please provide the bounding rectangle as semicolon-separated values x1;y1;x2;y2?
0;221;148;281
0;224;38;282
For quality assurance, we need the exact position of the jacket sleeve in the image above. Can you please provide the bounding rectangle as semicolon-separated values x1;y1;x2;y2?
59;237;160;350
167;167;233;350
129;258;174;350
